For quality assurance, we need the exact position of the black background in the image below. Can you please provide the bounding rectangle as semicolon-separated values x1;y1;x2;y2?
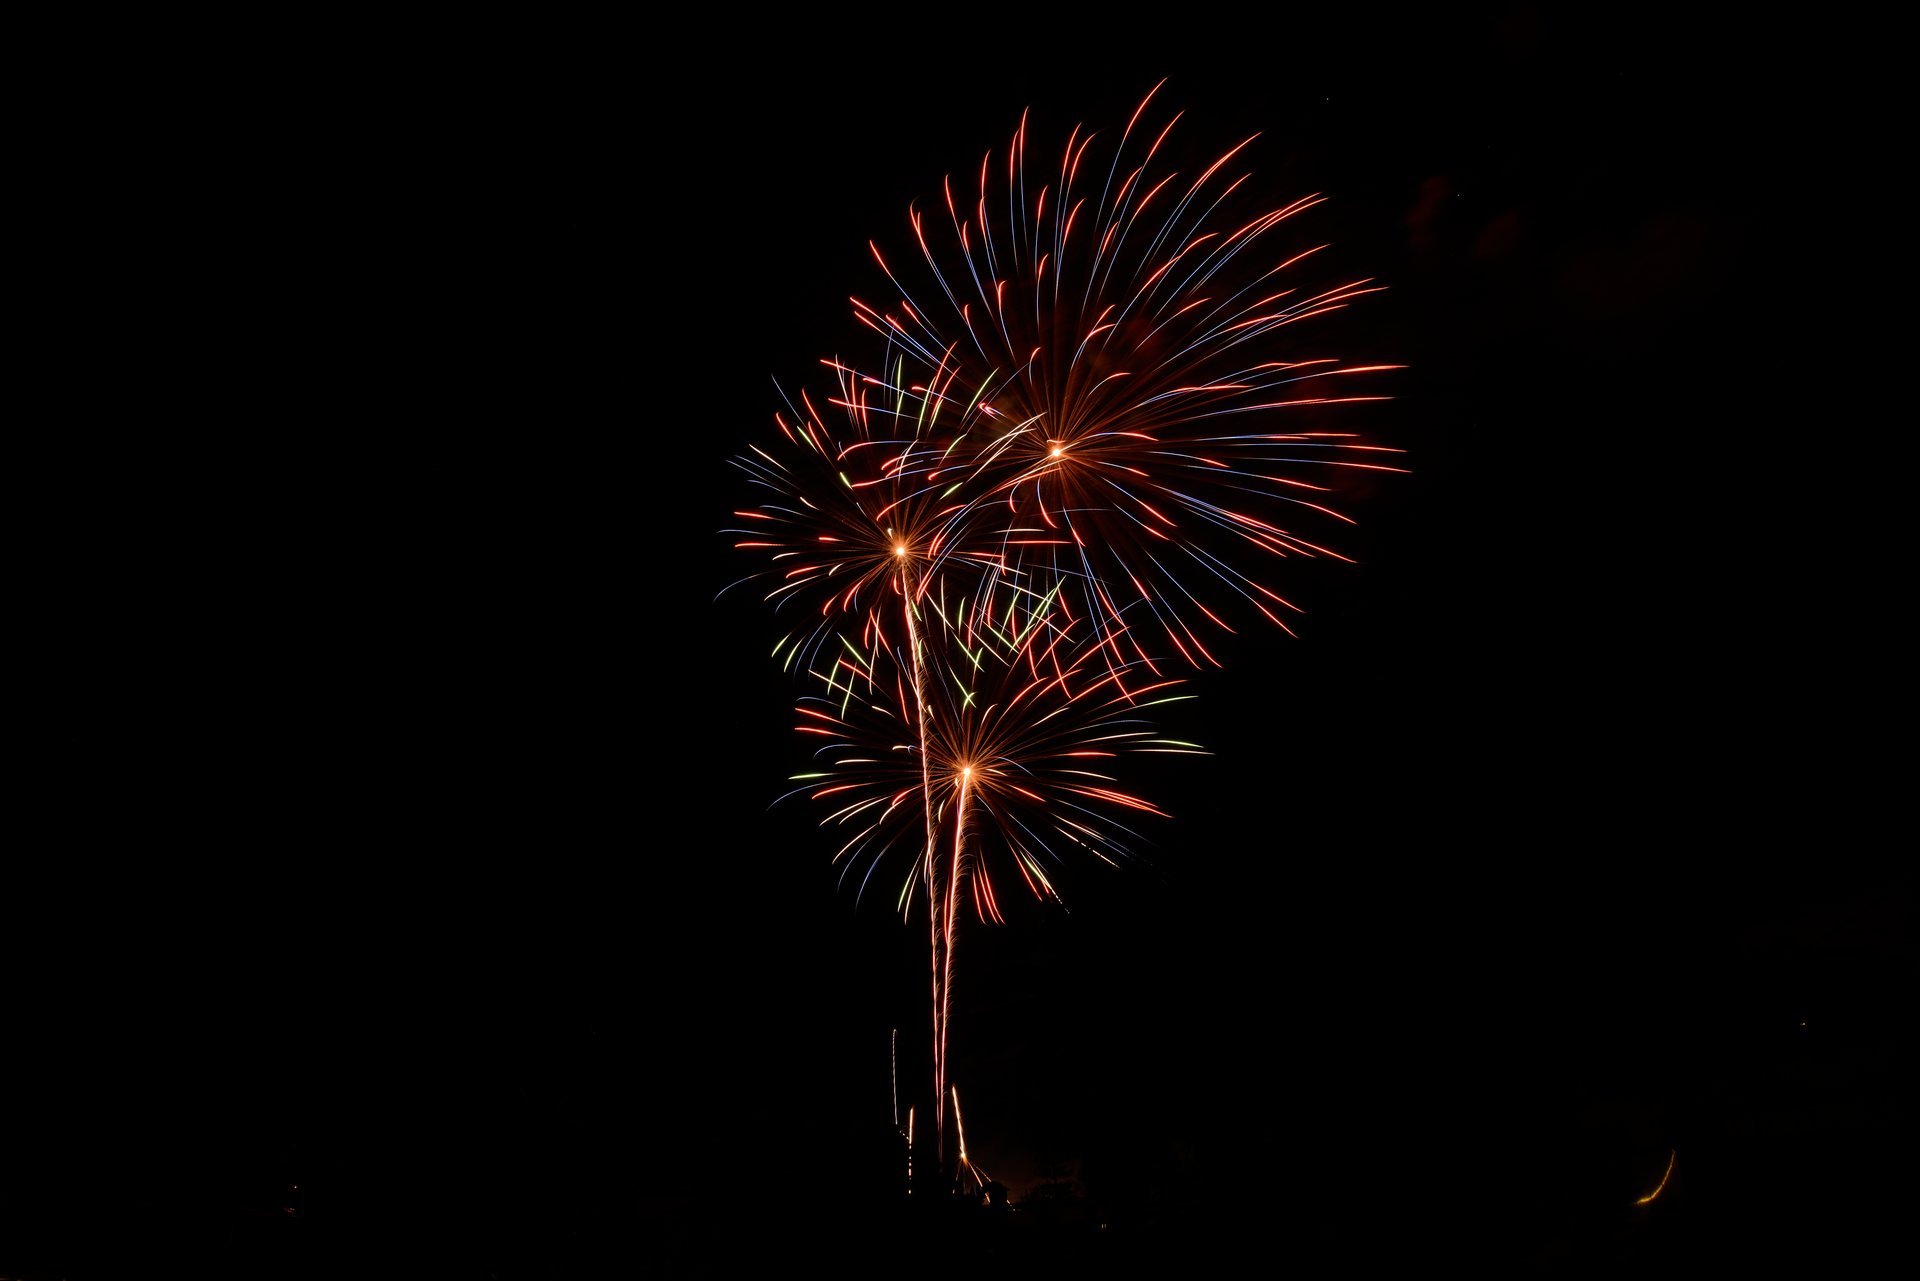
8;6;1909;1275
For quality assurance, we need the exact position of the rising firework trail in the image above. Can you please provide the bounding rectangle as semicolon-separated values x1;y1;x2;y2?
951;1085;995;1193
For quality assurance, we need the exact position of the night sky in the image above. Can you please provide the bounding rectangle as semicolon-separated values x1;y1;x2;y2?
7;8;1909;1276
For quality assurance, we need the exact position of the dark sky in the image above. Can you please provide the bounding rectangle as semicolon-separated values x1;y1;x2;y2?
8;7;1909;1275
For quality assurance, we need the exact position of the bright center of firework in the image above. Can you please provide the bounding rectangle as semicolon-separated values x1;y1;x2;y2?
1049;444;1064;459
894;543;907;558
961;764;973;777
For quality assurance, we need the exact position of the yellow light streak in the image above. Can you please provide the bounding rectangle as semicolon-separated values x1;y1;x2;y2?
1635;1149;1676;1206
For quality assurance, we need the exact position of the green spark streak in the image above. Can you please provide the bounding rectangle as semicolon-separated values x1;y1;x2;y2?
775;634;806;675
962;372;999;421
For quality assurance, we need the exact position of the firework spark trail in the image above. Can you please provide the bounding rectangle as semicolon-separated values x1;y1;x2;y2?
899;564;947;1155
1636;1149;1677;1205
951;1085;995;1191
731;83;1395;1177
939;762;971;1150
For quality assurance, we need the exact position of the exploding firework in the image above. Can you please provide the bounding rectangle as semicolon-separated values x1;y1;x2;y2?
784;575;1196;918
728;82;1397;1177
851;79;1405;669
777;567;1200;1134
727;359;1014;683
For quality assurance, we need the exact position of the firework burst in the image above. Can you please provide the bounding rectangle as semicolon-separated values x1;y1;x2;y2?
851;79;1405;669
779;571;1201;1137
785;574;1200;921
726;359;1010;681
728;82;1398;1178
